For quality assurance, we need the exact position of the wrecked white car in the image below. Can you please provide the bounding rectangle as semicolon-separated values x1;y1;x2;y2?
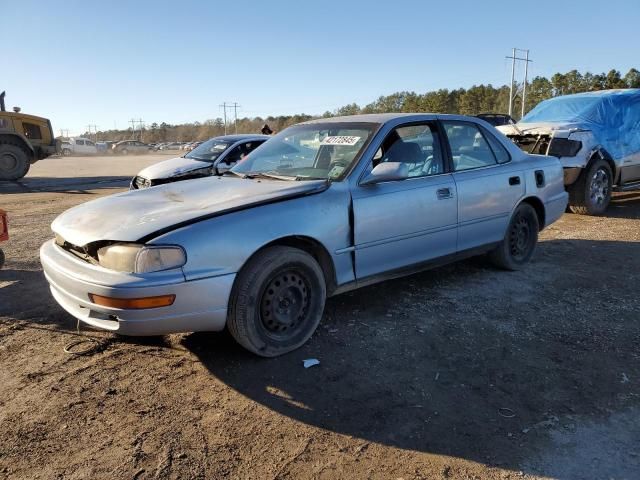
498;89;640;215
131;135;269;189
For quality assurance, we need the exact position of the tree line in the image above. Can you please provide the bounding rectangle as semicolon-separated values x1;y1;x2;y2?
84;68;640;143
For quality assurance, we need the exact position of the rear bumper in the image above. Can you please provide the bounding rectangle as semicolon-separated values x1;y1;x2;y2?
544;191;569;227
40;240;234;335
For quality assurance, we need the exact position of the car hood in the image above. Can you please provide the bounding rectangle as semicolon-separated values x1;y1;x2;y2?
137;156;213;180
52;176;329;246
497;121;587;137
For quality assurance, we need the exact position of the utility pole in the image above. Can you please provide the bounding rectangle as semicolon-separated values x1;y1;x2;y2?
522;50;530;119
219;102;228;135
231;102;240;134
505;48;533;118
129;119;137;140
137;118;145;142
86;124;98;142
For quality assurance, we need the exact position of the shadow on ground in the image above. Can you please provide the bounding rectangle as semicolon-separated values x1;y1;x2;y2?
4;235;639;478
607;191;640;219
0;176;130;194
179;239;640;478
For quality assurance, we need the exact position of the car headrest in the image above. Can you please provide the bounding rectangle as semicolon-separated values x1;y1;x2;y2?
386;141;423;163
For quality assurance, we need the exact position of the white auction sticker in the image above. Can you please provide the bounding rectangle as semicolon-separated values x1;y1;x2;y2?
320;136;361;146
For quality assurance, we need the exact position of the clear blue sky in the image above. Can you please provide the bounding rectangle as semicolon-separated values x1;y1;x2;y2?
5;0;639;135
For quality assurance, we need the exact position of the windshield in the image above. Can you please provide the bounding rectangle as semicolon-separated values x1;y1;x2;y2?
185;138;231;161
521;96;601;124
231;122;377;180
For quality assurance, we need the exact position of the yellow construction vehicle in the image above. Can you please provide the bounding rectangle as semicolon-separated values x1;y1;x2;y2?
0;91;57;180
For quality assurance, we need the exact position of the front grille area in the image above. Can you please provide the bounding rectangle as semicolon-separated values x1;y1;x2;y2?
54;235;100;264
133;176;151;189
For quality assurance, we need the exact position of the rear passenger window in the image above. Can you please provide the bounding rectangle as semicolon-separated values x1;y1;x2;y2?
482;127;511;164
443;121;497;171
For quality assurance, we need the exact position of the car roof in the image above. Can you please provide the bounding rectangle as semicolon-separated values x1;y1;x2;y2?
209;134;270;142
301;113;490;126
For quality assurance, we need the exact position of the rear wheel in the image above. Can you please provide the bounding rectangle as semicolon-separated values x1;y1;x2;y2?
227;246;326;357
568;159;612;215
0;248;4;269
489;203;539;271
0;143;30;180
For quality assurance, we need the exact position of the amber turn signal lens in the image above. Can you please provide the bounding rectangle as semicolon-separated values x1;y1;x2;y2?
88;293;175;309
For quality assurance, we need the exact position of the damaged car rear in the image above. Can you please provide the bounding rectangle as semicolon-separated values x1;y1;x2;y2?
497;89;640;215
41;114;567;357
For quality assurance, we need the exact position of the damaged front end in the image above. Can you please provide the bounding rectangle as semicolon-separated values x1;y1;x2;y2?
506;132;582;158
497;124;595;185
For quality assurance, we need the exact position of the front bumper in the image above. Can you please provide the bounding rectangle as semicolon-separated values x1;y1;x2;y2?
40;239;234;335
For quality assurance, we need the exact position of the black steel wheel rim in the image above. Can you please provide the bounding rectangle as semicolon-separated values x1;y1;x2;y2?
509;213;532;261
0;151;18;171
260;269;310;339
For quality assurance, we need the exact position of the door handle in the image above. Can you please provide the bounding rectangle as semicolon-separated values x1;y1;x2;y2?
436;188;453;199
509;176;521;186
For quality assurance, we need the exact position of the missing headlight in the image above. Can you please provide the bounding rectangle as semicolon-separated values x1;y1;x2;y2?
548;138;582;157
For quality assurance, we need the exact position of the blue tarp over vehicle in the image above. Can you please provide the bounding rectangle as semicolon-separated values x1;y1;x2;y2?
521;89;640;161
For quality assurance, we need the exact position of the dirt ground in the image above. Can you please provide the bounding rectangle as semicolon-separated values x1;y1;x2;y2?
1;156;639;480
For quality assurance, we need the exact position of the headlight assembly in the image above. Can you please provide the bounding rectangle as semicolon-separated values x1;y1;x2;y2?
97;244;186;273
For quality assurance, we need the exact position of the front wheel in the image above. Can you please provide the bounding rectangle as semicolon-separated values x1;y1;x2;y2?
0;248;4;269
0;143;30;180
489;203;539;271
227;246;326;357
568;159;612;215
121;148;129;156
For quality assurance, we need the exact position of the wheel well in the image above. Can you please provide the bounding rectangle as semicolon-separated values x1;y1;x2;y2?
589;148;617;183
521;196;545;231
0;134;34;158
258;236;337;294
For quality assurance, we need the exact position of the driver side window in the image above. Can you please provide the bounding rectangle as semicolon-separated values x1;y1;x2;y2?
372;123;444;178
224;145;244;164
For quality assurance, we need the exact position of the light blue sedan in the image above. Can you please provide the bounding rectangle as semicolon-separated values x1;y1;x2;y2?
41;114;568;356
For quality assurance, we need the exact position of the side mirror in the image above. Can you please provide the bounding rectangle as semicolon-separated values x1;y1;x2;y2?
360;162;408;185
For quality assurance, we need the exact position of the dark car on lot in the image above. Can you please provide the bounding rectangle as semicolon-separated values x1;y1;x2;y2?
475;113;516;127
112;140;150;155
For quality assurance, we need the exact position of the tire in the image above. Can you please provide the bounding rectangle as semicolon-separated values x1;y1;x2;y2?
62;148;72;156
121;149;129;156
227;246;326;357
0;143;30;180
0;248;4;269
489;203;539;271
568;159;612;215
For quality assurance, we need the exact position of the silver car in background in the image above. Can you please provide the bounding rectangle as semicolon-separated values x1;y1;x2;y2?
130;134;269;189
41;114;567;357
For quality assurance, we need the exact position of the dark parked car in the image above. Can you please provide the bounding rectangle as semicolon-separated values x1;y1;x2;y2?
476;113;516;127
112;140;149;155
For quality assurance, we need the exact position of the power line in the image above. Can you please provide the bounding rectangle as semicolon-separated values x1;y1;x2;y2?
231;102;240;134
219;102;241;135
219;103;229;135
506;48;533;118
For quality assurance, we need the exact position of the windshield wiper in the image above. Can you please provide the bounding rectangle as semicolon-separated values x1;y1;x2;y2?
238;171;297;181
222;170;247;178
